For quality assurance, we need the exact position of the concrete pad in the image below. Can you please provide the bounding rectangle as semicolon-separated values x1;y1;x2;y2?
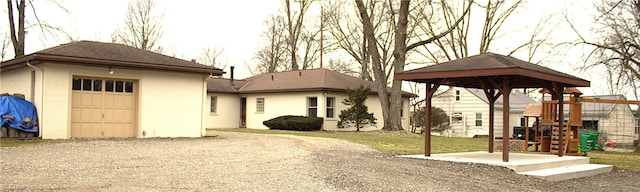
398;151;590;172
519;164;613;181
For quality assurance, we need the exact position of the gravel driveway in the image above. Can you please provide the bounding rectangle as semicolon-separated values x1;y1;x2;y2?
2;132;639;191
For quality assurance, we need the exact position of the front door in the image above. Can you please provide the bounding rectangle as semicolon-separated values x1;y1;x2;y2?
240;98;246;128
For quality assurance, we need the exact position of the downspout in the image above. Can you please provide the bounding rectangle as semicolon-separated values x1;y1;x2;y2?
26;62;44;138
201;73;211;137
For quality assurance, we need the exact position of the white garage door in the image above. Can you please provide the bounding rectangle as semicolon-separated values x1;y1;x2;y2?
70;77;137;138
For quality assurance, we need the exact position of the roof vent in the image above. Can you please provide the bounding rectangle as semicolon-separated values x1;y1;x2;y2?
299;71;302;76
271;75;274;81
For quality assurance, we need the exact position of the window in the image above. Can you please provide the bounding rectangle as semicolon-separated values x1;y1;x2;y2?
308;97;318;117
210;96;217;113
400;100;404;117
82;79;92;91
635;117;639;134
125;81;133;93
475;113;482;127
256;98;265;112
455;90;461;101
72;78;82;90
520;117;526;126
115;81;124;92
326;97;335;118
93;80;102;91
105;80;114;92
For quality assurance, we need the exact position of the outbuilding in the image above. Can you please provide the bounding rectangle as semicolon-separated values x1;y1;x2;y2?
1;41;223;139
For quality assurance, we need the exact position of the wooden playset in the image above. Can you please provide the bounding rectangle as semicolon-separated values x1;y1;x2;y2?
522;88;639;155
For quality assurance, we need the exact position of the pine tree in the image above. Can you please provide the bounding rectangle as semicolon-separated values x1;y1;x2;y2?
337;85;377;131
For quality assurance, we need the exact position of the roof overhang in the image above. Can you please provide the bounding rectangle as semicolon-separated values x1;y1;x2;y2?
1;53;224;75
395;68;590;88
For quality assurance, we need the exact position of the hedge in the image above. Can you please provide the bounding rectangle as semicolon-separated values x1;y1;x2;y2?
263;115;323;131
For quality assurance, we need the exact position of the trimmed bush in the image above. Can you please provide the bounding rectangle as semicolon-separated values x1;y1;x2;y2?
263;115;323;131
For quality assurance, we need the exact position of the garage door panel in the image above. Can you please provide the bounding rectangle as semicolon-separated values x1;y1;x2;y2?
71;77;136;138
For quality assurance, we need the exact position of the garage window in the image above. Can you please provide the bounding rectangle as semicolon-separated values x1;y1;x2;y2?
82;79;92;91
125;81;133;93
105;80;114;92
115;81;124;92
93;80;102;91
72;78;82;90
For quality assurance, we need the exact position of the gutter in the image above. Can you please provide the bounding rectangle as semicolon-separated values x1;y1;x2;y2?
26;62;44;138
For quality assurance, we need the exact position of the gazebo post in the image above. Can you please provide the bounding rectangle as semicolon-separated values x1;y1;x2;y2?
489;99;495;153
424;84;433;156
480;80;499;154
424;79;443;156
554;83;565;157
501;77;513;162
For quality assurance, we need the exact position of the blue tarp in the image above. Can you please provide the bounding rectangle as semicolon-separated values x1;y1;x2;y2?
0;96;39;133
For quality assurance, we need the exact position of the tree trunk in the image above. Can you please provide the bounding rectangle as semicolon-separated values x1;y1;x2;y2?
386;0;410;131
355;0;391;130
7;0;26;58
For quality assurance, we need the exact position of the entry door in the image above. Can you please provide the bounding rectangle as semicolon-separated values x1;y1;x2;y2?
240;98;246;128
71;77;136;138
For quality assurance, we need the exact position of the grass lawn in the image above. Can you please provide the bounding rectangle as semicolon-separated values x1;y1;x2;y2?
211;128;640;171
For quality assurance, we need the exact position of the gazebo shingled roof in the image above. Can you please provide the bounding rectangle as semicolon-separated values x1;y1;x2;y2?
395;52;590;162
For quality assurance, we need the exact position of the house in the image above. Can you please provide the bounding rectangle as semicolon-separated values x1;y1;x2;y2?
581;95;638;145
205;68;413;131
0;41;223;139
430;87;536;137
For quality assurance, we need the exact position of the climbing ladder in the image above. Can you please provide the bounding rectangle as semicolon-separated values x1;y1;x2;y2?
540;88;583;155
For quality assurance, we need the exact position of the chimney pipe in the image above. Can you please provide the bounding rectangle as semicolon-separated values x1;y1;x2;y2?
230;66;235;85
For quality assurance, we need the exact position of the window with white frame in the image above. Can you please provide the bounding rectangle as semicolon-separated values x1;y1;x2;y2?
455;90;461;101
635;117;639;134
520;117;526;126
308;97;318;117
400;100;404;117
256;98;265;112
210;96;217;113
475;113;482;127
326;97;335;118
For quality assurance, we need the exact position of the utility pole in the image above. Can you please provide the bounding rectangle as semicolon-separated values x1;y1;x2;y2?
319;4;324;69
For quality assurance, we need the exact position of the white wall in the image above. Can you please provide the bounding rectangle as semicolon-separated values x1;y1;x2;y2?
22;63;207;139
205;93;241;128
241;91;410;131
432;88;497;137
598;104;637;144
1;67;33;100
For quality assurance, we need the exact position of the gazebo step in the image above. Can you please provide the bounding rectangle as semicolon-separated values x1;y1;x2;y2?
519;164;612;181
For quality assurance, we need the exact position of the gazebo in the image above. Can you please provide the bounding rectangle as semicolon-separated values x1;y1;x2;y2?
395;53;590;162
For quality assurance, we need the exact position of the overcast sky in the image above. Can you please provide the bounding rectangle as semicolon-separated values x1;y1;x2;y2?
2;0;629;98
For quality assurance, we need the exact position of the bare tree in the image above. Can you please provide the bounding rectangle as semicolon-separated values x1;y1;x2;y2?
196;47;226;70
112;0;164;53
7;0;26;57
254;15;290;74
355;0;473;131
284;0;314;70
6;0;73;58
326;57;359;77
569;0;639;100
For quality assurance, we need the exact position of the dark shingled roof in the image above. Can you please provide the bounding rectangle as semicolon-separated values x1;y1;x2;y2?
396;52;590;88
1;41;223;75
207;68;414;96
207;78;247;94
